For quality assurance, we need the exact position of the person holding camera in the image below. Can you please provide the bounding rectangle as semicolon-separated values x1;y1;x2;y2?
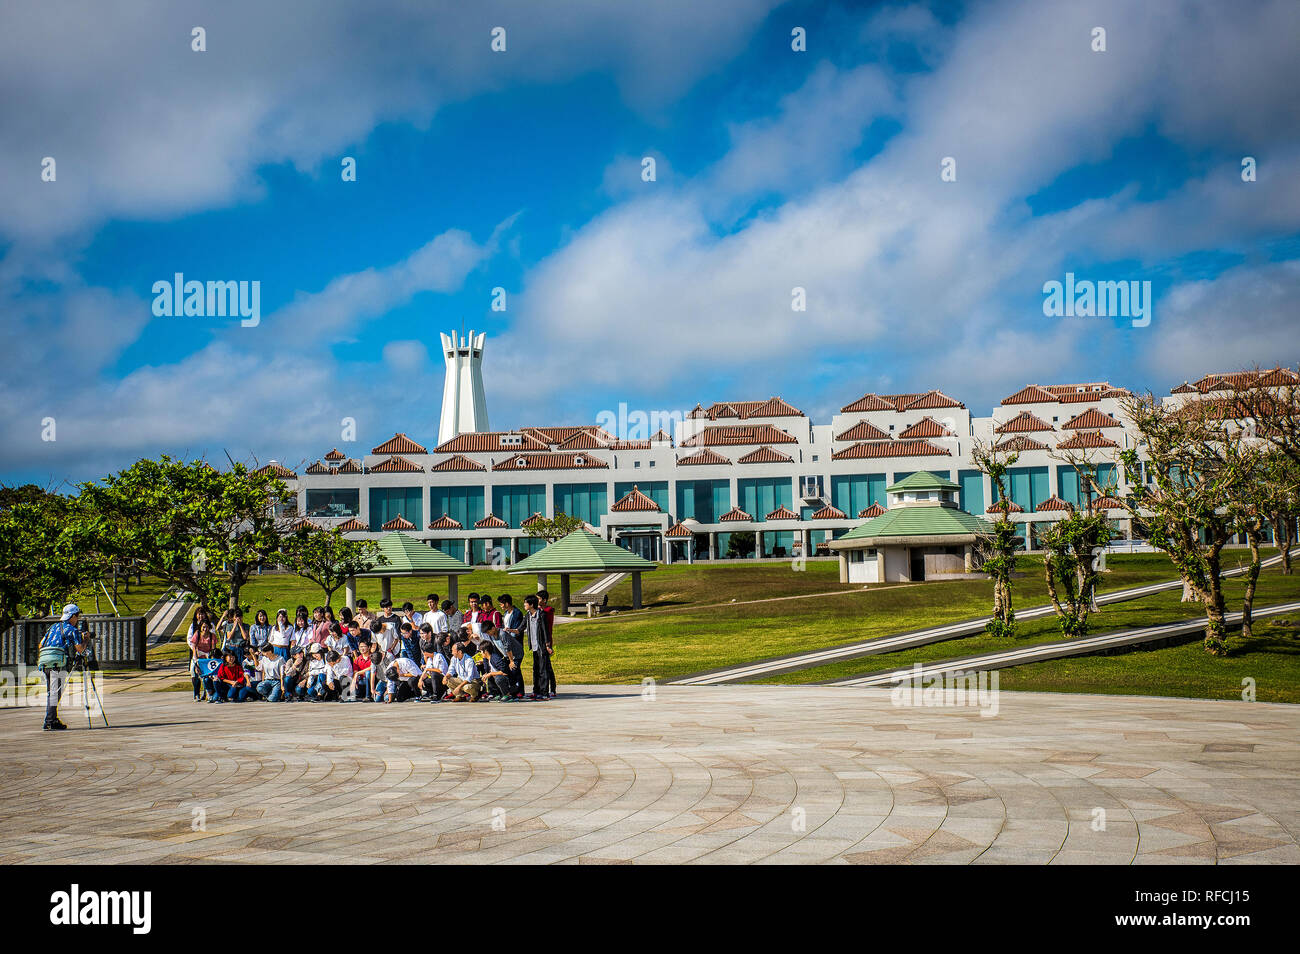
36;603;86;731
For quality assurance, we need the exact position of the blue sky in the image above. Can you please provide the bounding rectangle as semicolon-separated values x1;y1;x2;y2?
1;0;1298;486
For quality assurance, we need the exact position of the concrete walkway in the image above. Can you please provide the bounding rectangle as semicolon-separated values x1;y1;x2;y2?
0;685;1295;864
674;555;1282;685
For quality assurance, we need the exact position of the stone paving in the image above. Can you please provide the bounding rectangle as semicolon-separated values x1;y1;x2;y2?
0;685;1297;864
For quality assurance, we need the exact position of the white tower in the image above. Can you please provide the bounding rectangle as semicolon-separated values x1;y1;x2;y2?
438;329;490;444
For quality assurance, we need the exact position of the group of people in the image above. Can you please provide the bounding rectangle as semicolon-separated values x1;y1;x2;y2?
185;591;558;705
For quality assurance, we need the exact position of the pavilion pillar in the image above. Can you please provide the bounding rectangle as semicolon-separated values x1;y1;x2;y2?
559;574;571;614
447;574;459;607
687;537;694;564
838;553;848;583
708;533;717;561
664;535;673;564
631;572;643;609
510;537;519;565
963;545;973;573
464;539;472;565
754;529;762;559
345;575;357;610
380;576;391;602
536;573;547;593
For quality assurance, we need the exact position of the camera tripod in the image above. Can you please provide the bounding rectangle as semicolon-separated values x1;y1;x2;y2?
70;654;109;729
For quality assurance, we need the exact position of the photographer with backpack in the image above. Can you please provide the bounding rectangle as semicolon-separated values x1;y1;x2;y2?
36;604;86;731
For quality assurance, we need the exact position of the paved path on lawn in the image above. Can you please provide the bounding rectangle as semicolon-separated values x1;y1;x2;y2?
673;556;1282;685
0;686;1296;865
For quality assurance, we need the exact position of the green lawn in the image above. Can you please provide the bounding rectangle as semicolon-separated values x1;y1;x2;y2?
541;553;1190;683
67;574;175;619
756;564;1300;690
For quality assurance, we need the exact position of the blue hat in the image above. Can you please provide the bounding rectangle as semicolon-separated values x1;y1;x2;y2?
61;603;81;621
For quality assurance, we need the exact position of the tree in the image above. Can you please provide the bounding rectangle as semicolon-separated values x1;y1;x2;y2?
1117;393;1268;654
1229;369;1300;574
0;485;108;633
1037;454;1116;637
970;440;1020;637
74;456;294;616
277;526;386;609
725;531;756;559
522;512;586;545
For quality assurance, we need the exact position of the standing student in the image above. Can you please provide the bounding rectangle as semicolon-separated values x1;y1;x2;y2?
248;609;272;651
424;594;441;628
537;589;557;698
269;609;293;659
523;595;554;700
219;608;250;661
291;611;314;654
498;595;526;697
188;618;218;701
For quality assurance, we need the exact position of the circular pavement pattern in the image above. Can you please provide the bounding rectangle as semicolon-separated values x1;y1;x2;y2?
0;685;1297;864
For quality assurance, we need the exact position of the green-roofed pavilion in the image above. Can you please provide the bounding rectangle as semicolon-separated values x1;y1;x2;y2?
509;528;658;609
829;475;997;584
351;531;473;606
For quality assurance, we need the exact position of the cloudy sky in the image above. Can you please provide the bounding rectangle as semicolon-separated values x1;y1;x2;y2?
1;0;1298;485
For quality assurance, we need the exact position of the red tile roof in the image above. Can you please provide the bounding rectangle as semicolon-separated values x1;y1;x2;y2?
680;423;798;447
831;439;950;460
336;517;367;532
611;486;661;512
255;462;297;479
475;513;508;529
1062;407;1122;429
1186;367;1299;393
435;431;549;453
840;392;897;413
857;503;886;519
677;448;732;466
995;411;1054;433
650;429;672;444
890;389;965;411
369;455;423;473
810;504;847;520
1004;382;1129;404
737;445;795;465
288;517;317;531
555;431;610;450
1092;495;1125;510
492;452;609;471
718;506;753;522
765;505;799;520
834;420;891;442
664;521;695;538
427;514;464;530
1170;382;1199;394
305;461;329;475
381;515;416;531
1034;495;1072;512
898;416;956;439
698;397;804;420
995;435;1049;452
521;512;546;528
1001;384;1059;405
429;454;487;472
336;459;362;474
1056;431;1119;450
986;500;1024;514
324;448;347;461
371;432;427;455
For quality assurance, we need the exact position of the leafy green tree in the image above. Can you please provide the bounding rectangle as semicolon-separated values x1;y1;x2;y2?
0;486;108;632
75;456;293;616
522;512;586;545
1038;457;1115;637
725;531;755;559
971;440;1020;637
1118;394;1267;655
277;526;386;609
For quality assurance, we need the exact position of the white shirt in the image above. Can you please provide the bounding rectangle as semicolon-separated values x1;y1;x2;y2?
269;624;293;647
447;654;479;681
389;656;421;679
421;652;449;674
291;626;313;649
257;656;285;680
427;610;449;634
330;656;353;681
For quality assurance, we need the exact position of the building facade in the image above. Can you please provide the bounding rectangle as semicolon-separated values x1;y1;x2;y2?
272;360;1296;566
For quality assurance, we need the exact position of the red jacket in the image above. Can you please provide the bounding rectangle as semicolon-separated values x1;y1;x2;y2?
216;662;246;685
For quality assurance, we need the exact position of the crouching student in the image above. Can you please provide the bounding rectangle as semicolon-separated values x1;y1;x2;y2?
418;647;448;702
254;644;285;701
351;640;374;701
304;645;330;701
444;642;482;702
383;656;422;703
324;649;353;701
477;624;515;701
209;650;251;703
282;647;308;701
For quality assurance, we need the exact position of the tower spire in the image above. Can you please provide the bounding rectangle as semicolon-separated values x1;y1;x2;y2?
438;328;490;445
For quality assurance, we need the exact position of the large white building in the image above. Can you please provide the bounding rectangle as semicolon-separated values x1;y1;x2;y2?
265;347;1295;574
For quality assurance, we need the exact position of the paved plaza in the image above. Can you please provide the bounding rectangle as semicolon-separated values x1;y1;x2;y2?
1;685;1297;864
